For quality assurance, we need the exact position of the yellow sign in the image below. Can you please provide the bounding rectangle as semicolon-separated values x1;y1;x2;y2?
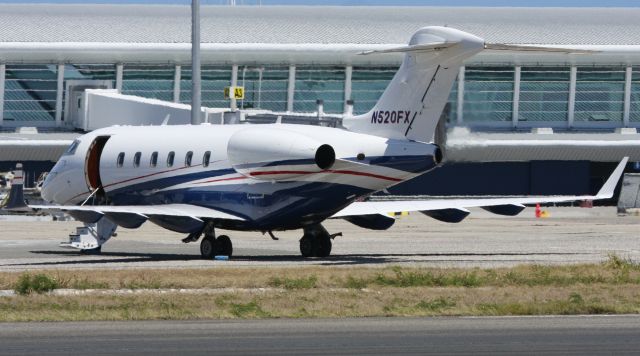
224;86;245;100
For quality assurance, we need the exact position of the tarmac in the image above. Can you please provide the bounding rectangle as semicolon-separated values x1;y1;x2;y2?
0;206;638;271
1;316;639;355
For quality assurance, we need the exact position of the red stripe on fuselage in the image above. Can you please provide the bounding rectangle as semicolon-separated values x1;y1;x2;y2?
65;164;204;203
195;176;247;184
249;170;403;182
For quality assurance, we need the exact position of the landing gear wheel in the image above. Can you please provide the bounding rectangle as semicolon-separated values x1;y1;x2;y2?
317;236;332;258
200;236;215;259
214;235;233;257
80;246;102;255
299;235;315;258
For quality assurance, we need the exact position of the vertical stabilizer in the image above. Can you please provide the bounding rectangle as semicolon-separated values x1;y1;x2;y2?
343;27;484;143
2;163;30;212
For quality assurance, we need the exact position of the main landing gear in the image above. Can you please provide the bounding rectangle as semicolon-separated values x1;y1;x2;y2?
299;224;342;258
184;224;233;259
200;234;233;259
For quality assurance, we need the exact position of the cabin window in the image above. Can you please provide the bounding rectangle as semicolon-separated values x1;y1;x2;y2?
185;151;193;166
203;151;211;167
167;151;175;167
133;152;141;167
117;152;125;168
150;151;158;167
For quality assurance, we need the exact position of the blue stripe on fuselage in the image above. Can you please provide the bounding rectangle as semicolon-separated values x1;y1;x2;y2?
346;155;437;173
236;155;435;174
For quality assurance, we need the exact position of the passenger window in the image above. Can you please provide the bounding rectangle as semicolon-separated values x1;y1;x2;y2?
150;151;158;167
203;151;211;167
167;151;175;167
117;152;125;168
133;152;141;167
185;151;193;167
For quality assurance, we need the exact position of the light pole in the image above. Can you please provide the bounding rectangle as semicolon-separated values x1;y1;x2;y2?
191;0;202;125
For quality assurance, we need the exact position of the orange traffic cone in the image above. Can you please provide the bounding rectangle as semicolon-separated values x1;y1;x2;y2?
535;203;541;218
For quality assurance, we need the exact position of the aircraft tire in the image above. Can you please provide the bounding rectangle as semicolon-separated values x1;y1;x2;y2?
215;235;233;257
299;235;315;257
317;236;332;258
80;246;102;255
200;236;215;259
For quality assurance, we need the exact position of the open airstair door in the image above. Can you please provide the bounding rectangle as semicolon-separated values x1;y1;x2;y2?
84;136;110;202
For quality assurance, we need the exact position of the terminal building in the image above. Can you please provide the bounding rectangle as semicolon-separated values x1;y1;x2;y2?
1;4;639;198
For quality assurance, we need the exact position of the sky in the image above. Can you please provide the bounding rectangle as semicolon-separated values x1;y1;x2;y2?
0;0;638;6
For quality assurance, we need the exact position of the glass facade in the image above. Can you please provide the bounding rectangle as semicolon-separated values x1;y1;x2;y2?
575;67;625;123
180;66;230;109
351;66;397;114
122;65;174;102
444;78;458;123
239;66;288;112
463;66;513;123
4;65;58;122
631;67;640;122
519;66;570;123
294;66;345;113
1;63;639;128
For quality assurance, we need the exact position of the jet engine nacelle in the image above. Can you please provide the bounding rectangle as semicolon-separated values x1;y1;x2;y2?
228;127;336;180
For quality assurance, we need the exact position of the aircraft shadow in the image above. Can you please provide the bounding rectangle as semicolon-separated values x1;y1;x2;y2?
10;250;587;268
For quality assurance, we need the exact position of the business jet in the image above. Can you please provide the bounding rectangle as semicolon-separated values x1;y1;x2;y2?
3;27;628;258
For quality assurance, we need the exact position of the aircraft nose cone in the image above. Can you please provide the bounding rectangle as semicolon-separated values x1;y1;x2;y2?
40;172;57;203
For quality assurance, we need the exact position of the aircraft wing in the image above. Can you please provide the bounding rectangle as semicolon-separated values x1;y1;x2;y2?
29;203;245;222
333;157;628;219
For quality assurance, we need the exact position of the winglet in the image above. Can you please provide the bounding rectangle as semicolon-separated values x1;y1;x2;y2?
596;157;628;199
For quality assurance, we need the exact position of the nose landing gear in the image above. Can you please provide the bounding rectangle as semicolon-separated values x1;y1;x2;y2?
299;224;340;258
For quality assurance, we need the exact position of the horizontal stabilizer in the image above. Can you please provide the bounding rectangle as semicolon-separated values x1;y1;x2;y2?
484;43;596;54
360;42;457;55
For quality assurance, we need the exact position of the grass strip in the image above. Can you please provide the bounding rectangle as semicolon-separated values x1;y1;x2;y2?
1;254;638;292
0;255;638;321
1;284;639;322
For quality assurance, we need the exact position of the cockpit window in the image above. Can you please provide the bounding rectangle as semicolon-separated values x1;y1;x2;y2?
64;140;80;156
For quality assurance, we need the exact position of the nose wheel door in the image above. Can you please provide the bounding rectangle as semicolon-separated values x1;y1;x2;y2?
84;136;110;203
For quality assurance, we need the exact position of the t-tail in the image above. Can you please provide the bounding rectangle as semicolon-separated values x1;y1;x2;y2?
343;26;485;143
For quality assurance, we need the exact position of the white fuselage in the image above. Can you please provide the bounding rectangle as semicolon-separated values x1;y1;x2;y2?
41;123;440;230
